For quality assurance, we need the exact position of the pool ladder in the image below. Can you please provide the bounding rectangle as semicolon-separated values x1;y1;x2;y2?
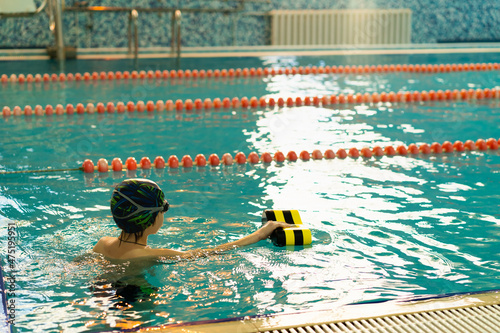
127;9;181;60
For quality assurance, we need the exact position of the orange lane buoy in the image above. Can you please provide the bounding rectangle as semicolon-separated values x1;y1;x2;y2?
24;105;33;116
419;143;431;154
45;105;54;116
348;147;360;158
213;97;222;109
259;97;266;107
324;149;335;159
168;155;180;168
86;103;95;114
372;146;384;156
430;142;442;153
82;159;95;173
300;150;310;161
204;98;212;109
249;97;258;108
181;155;193;167
175;99;184;111
165;100;174;111
336;148;347;159
194;154;207;167
464;140;475;151
146;101;155;112
248;152;260;164
185;99;194;111
453;141;464;151
235;152;247;164
97;158;109;172
360;147;372;158
156;100;165;112
274;151;285;162
126;157;138;170
384;146;396;156
475;139;487;151
153;156;165;169
241;97;249;108
486;138;499;150
286;151;298;162
397;145;407;155
112;157;123;171
136;101;145;112
140;157;152;169
208;154;220;166
261;152;273;163
222;153;233;165
311;149;322;160
194;99;203;110
441;141;453;153
232;97;240;108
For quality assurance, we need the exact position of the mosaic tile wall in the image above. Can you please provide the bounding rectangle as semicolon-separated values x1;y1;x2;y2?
0;0;499;48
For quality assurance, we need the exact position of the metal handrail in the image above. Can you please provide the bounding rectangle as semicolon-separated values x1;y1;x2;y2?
62;1;271;58
171;10;181;56
128;9;138;58
51;0;64;60
0;0;48;18
64;3;251;58
63;4;245;14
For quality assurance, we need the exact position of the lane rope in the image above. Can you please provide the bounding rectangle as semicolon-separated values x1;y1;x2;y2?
76;138;498;172
1;139;498;176
0;167;82;175
1;62;498;85
1;87;499;117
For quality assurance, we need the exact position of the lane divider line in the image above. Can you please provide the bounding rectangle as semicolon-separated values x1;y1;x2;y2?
1;87;499;117
1;139;497;175
1;62;498;84
79;138;500;173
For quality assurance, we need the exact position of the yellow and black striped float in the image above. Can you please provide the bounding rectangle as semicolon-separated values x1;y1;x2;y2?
262;210;312;247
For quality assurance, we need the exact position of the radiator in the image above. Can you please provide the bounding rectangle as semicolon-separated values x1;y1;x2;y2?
270;9;412;46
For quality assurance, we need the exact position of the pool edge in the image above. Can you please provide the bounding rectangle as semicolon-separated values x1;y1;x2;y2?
128;289;500;332
1;43;500;61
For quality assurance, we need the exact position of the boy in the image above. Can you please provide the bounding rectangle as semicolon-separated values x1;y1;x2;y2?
94;178;292;259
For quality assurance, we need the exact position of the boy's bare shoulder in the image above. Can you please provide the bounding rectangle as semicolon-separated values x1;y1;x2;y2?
93;236;116;251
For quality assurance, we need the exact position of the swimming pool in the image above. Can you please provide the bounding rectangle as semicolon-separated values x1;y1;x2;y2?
0;52;500;332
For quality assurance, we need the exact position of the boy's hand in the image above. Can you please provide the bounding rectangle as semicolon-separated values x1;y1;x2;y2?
257;221;296;241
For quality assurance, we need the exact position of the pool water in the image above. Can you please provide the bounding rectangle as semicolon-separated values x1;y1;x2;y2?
0;53;500;332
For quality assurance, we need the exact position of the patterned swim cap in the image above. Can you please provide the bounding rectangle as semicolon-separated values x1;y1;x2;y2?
111;178;168;233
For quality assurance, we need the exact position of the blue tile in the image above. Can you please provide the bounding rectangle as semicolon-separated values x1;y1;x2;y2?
0;0;499;48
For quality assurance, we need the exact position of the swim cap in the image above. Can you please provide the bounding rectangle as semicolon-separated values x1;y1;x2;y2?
111;178;169;233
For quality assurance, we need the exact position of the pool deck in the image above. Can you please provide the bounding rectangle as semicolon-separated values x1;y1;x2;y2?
133;290;500;332
1;43;499;61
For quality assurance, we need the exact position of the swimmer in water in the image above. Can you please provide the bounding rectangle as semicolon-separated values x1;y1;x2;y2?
93;178;293;260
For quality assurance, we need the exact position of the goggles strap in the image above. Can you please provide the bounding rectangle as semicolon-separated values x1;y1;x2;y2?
113;190;163;219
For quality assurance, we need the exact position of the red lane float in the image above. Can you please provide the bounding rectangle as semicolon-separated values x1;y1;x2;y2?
96;158;108;172
154;156;165;169
248;152;260;164
274;151;285;162
181;155;193;167
261;152;273;163
80;138;500;173
3;86;499;117
4;62;499;85
168;155;179;168
235;152;247;164
112;158;123;171
140;157;152;169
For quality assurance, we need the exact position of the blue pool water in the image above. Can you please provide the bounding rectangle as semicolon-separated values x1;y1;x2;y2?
0;53;499;332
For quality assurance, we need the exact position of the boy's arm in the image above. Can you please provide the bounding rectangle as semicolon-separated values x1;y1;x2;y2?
145;221;293;259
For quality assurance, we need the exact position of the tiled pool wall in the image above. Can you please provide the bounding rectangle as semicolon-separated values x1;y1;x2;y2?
0;0;499;49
